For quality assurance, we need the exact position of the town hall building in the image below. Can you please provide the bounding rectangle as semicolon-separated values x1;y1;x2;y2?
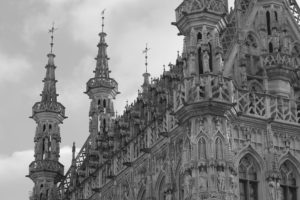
27;0;300;200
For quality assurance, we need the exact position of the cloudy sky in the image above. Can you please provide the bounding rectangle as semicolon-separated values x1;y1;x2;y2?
6;0;300;199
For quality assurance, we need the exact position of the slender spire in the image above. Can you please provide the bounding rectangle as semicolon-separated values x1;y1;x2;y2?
141;44;150;93
101;9;106;33
94;9;110;78
142;43;150;73
40;23;59;104
32;23;66;119
48;22;58;54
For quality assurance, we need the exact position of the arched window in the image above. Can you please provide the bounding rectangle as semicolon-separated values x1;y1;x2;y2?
274;11;278;22
209;43;213;72
198;47;203;74
42;139;45;159
197;32;202;41
269;43;273;53
98;99;101;105
103;99;107;108
239;154;259;200
198;137;207;160
280;161;298;200
215;137;223;160
49;124;52;131
103;119;106;132
266;11;271;35
43;124;46;132
159;176;166;200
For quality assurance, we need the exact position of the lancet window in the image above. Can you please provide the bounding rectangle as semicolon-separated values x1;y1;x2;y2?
238;154;259;200
209;43;213;72
267;11;271;35
198;47;203;74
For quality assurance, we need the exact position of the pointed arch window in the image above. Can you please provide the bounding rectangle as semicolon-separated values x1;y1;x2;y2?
209;43;213;72
239;154;259;200
274;11;278;22
215;137;223;160
269;43;274;53
280;161;298;200
103;99;107;108
198;137;207;160
266;11;271;35
198;47;203;74
197;32;202;41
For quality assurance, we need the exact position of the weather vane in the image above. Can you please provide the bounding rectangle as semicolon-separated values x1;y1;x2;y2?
142;43;150;73
48;22;58;54
101;9;106;32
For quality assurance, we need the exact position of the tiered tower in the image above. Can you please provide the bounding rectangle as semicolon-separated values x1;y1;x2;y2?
173;0;237;199
27;26;66;200
84;11;119;195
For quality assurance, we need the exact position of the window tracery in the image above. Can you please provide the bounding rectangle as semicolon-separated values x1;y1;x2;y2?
280;161;298;200
238;154;259;200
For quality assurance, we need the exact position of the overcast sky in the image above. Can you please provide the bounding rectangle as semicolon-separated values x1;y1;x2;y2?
3;0;298;199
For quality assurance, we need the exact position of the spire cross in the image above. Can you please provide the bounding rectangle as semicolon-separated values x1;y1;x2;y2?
48;22;58;54
101;9;106;32
143;43;150;73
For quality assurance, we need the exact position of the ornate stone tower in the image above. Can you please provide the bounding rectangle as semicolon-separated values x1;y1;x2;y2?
84;11;119;194
27;26;66;200
173;0;237;199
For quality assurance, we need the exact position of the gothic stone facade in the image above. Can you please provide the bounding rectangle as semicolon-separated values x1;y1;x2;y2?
28;0;300;200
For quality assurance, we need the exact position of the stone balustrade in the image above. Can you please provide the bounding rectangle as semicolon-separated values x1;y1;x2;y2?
174;74;234;111
29;160;64;176
32;101;66;117
86;77;118;92
236;89;300;124
262;53;294;68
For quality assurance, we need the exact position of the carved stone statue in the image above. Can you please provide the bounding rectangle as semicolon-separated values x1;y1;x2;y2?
199;172;208;191
203;51;210;73
229;174;238;196
188;53;196;75
268;179;276;200
217;171;225;191
184;173;192;198
276;182;283;200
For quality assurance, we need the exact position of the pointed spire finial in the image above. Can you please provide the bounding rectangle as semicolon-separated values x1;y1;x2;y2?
142;43;150;73
101;9;106;33
48;22;58;54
